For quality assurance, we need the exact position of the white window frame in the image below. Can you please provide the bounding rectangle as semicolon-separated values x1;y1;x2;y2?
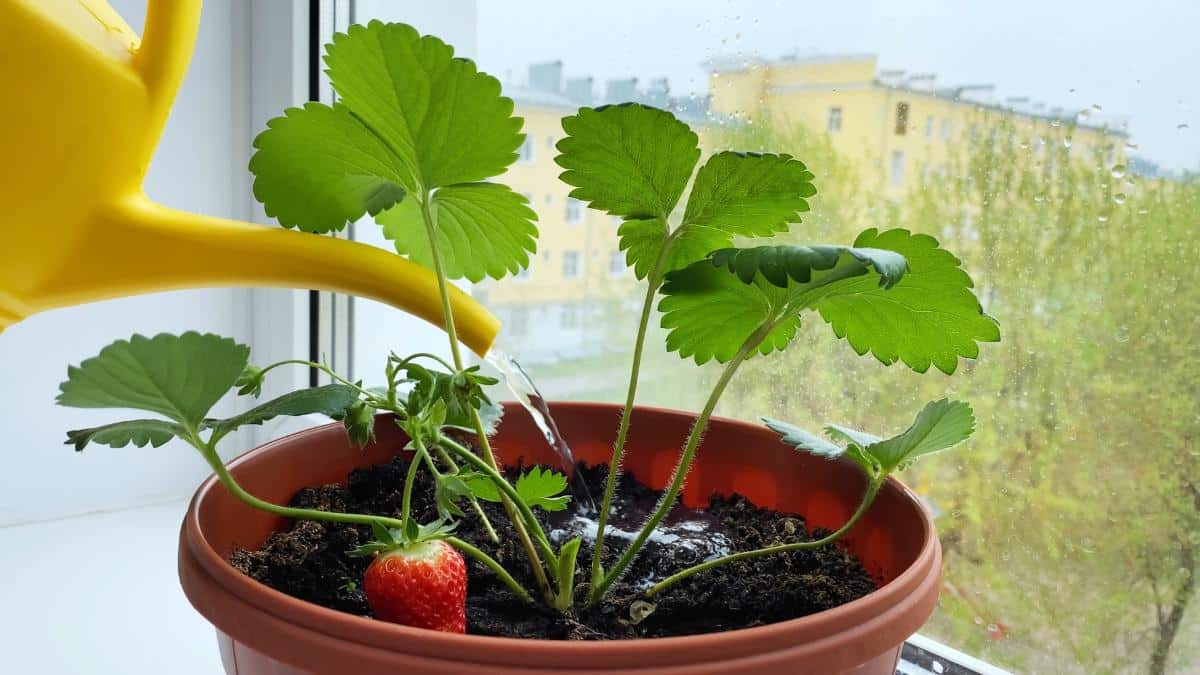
827;106;842;132
565;197;585;225
562;250;581;279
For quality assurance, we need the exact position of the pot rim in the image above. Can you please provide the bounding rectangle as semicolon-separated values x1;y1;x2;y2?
183;401;938;658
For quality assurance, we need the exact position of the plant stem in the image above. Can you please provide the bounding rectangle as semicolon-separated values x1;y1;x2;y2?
196;442;407;531
645;478;884;597
419;195;555;602
590;322;773;603
589;270;663;585
401;439;428;529
446;537;534;604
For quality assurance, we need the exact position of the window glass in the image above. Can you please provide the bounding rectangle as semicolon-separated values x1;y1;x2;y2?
354;2;1200;671
565;197;585;225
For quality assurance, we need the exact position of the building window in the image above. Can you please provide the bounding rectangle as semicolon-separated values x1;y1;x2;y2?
562;250;580;278
546;136;556;148
827;107;843;133
516;264;532;281
545;193;553;206
565;198;585;225
560;303;579;329
609;251;625;276
518;136;534;163
890;150;905;186
895;102;909;135
940;119;952;139
925;116;934;138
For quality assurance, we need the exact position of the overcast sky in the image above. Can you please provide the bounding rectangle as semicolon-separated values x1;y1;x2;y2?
472;0;1198;171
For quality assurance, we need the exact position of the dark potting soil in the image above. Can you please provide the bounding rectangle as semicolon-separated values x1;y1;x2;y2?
230;455;877;639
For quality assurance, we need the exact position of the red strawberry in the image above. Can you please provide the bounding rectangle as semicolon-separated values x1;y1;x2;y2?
363;539;467;633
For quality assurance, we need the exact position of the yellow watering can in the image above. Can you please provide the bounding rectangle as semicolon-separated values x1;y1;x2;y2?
0;0;499;355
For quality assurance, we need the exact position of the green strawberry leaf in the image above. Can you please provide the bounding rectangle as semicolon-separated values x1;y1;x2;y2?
660;229;998;373
64;419;183;452
863;399;975;472
659;266;799;365
379;182;538;281
681;151;816;238
325;21;523;189
762;417;876;475
515;467;571;512
811;228;1002;374
203;384;360;440
57;333;249;429
249;102;407;232
824;424;882;450
342;400;378;447
556;104;699;221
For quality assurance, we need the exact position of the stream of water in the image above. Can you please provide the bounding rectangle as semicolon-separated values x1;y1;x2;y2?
485;349;597;512
483;350;735;583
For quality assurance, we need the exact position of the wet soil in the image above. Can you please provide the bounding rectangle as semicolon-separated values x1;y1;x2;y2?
231;455;877;639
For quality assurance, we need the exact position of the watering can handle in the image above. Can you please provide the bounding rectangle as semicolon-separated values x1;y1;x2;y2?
133;0;201;113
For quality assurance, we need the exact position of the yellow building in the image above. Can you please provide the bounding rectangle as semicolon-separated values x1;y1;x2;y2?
482;56;1129;360
708;53;1128;200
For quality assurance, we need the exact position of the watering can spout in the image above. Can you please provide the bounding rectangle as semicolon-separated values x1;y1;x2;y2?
0;0;500;356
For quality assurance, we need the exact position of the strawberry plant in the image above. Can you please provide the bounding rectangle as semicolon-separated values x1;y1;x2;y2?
56;20;1000;632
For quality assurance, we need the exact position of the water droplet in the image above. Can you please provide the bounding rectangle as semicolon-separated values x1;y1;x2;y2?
1076;108;1091;121
932;661;945;674
1050;119;1062;128
1097;215;1108;223
1063;137;1073;148
1126;141;1139;151
1115;325;1130;342
1113;192;1127;204
735;32;742;41
974;616;985;626
1111;164;1127;178
1092;103;1102;111
986;623;1000;634
1068;87;1076;93
1179;123;1191;131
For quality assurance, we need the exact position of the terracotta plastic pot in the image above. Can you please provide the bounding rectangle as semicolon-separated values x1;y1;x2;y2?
180;402;941;674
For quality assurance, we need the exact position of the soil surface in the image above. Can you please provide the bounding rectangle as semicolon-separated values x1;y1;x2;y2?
231;454;877;639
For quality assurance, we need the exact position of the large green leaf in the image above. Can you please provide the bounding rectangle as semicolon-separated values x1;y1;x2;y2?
57;333;248;429
864;399;975;471
249;102;407;232
658;240;908;365
811;228;1002;374
65;420;183;452
203;385;360;439
556;104;700;220
659;264;799;365
379;183;537;281
681;151;816;237
325;21;523;189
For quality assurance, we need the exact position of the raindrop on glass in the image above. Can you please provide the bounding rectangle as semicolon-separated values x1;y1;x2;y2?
1063;137;1073;148
1115;325;1130;342
1179;123;1191;131
1076;108;1090;121
1126;141;1139;151
1113;192;1126;204
1111;164;1126;178
1097;214;1108;223
1092;103;1102;111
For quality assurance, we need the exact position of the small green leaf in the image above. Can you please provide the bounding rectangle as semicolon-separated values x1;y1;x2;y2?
65;419;183;452
463;471;503;502
325;21;523;189
250;102;407;232
380;182;537;282
235;365;266;398
515;467;571;512
556;537;583;608
342;399;377;447
57;333;249;429
556;103;699;221
203;384;359;438
435;474;473;518
762;418;844;459
865;399;975;472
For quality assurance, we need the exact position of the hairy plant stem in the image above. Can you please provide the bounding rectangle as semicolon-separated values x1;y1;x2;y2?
191;434;533;603
645;477;884;597
589;321;775;603
419;195;554;602
446;537;534;604
589;259;667;586
401;439;428;529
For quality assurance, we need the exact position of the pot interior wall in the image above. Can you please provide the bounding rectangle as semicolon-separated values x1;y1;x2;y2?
198;403;927;587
